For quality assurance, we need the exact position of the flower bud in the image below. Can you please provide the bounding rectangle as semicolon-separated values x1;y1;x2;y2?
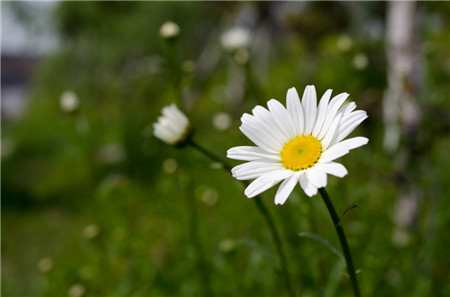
153;104;191;146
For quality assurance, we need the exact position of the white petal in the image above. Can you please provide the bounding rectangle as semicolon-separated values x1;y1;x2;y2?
244;177;280;198
317;92;349;140
339;136;369;150
312;89;332;136
227;146;281;161
267;99;297;140
231;161;282;180
241;112;285;148
286;87;305;135
299;174;318;197
306;168;327;188
315;162;348;178
258;168;294;184
301;85;317;135
274;172;301;205
239;125;280;154
244;169;293;198
338;102;357;117
319;142;350;163
320;113;342;150
334;112;368;144
339;110;367;132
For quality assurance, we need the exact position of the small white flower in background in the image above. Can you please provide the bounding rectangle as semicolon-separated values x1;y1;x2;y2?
60;90;79;113
353;53;369;70
221;27;251;52
153;104;191;146
37;257;53;273
227;85;368;205
337;35;353;52
82;224;100;239
213;112;232;131
159;21;180;39
68;284;85;297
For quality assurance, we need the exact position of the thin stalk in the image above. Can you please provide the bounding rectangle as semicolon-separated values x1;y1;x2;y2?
189;140;295;297
318;188;361;297
189;140;231;171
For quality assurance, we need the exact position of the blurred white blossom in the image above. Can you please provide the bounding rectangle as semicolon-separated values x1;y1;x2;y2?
212;112;232;131
37;257;53;273
60;90;79;113
337;35;353;52
159;21;180;39
68;284;85;297
221;27;251;52
353;53;369;70
82;224;100;240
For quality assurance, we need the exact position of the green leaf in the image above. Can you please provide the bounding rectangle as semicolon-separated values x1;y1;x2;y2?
299;232;344;261
337;203;358;227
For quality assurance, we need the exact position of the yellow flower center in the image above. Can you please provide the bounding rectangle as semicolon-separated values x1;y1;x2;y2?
280;135;322;171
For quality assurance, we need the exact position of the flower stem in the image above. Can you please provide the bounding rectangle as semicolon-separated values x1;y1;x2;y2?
189;140;232;171
189;140;295;297
318;188;361;297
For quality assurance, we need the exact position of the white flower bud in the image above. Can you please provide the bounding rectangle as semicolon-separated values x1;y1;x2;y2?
153;104;191;146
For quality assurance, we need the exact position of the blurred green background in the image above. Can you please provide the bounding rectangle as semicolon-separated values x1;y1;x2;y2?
2;1;450;296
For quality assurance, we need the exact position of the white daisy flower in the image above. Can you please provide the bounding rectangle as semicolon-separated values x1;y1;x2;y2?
153;104;191;146
227;85;368;205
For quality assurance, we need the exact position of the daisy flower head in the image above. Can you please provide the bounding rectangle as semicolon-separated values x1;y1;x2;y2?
153;104;191;146
227;85;368;205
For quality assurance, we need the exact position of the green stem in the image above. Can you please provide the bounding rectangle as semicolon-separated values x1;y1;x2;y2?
163;39;183;107
189;140;295;297
318;188;361;297
189;140;232;171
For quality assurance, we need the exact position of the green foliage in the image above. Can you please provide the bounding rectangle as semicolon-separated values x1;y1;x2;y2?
2;2;450;297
